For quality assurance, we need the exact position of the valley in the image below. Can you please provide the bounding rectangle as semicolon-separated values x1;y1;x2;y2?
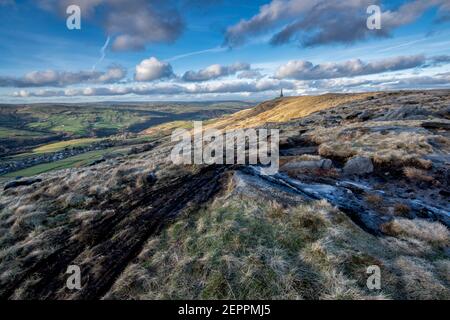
0;101;251;177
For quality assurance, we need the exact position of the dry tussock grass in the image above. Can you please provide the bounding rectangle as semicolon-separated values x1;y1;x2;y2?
106;187;449;300
206;93;372;130
310;121;443;168
106;199;340;299
403;167;435;183
393;203;411;217
394;256;448;299
364;193;384;209
381;218;449;247
0;154;168;291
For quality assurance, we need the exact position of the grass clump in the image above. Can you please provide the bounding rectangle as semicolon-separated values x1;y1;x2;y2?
310;121;445;169
403;167;435;183
381;218;449;248
106;198;335;300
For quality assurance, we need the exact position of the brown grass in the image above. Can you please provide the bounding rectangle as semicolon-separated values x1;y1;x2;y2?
205;93;373;131
309;121;441;168
381;218;450;247
394;256;448;299
403;167;435;183
364;194;384;208
393;203;411;217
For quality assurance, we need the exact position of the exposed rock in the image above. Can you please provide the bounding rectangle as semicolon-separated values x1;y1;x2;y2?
436;105;450;119
345;111;361;120
279;146;318;156
88;158;106;166
343;156;373;176
146;172;157;184
282;159;332;171
4;178;42;190
379;105;431;121
421;121;450;130
357;110;372;121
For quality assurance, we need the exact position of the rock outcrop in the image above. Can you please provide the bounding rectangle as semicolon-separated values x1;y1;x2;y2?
343;156;374;176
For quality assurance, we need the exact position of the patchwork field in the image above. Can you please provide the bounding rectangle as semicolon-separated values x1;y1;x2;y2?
2;148;124;178
32;138;103;154
0;101;251;156
0;126;43;139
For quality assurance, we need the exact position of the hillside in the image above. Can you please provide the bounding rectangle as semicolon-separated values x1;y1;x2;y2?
0;101;251;157
205;93;374;130
0;90;449;300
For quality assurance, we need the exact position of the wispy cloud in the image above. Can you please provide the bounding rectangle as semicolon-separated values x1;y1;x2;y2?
376;38;427;53
92;36;111;71
165;46;227;62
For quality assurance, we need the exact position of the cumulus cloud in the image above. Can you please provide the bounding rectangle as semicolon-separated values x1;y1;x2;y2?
237;70;264;79
134;57;174;82
312;73;450;92
13;71;450;99
275;55;428;80
430;55;450;64
182;62;250;82
0;65;127;87
224;0;449;48
14;78;295;97
37;0;184;51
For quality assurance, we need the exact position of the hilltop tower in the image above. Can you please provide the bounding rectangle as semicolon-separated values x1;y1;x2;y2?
280;88;284;98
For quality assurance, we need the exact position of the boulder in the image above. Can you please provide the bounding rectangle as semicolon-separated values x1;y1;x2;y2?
380;105;430;121
421;121;450;130
282;159;332;171
4;178;42;191
146;172;157;184
343;156;373;176
88;158;106;166
357;110;372;121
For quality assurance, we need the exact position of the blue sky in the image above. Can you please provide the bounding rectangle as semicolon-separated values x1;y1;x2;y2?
0;0;450;102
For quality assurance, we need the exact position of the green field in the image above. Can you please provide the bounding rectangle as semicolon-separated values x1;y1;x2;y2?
27;110;146;136
2;147;124;178
0;126;43;138
32;138;102;154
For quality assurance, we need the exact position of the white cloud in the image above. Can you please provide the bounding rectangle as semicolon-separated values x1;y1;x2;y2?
134;57;174;82
275;55;427;80
15;78;295;97
224;0;450;48
0;66;127;87
14;70;450;99
182;62;251;82
237;70;264;79
37;0;184;51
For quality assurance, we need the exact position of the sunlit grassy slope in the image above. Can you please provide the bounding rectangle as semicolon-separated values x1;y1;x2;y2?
206;93;374;130
141;121;193;137
32;138;102;154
